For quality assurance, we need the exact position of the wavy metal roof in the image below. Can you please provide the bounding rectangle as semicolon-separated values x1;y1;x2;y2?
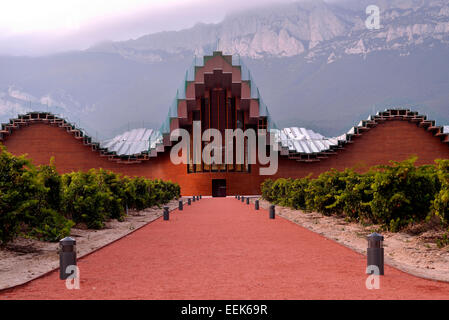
274;127;342;154
2;108;448;162
100;128;162;156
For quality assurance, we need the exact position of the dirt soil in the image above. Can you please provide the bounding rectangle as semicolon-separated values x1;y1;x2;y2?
253;198;449;283
0;198;183;290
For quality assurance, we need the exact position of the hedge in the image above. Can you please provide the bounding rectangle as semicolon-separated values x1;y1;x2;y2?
0;146;180;245
262;157;449;232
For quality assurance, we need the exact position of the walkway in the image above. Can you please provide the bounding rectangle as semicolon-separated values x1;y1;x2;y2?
1;198;449;299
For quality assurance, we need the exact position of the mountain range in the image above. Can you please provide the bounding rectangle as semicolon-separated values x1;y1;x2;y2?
1;0;449;139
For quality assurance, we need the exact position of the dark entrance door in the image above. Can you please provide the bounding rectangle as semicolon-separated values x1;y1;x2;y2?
212;179;226;197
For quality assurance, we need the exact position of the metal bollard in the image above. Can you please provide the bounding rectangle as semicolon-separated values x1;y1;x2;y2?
238;195;240;200
179;200;183;211
197;196;200;201
367;232;384;275
241;196;244;203
255;200;259;210
246;197;249;205
269;205;275;219
192;196;196;202
200;195;202;199
59;237;76;280
188;198;191;205
163;206;169;220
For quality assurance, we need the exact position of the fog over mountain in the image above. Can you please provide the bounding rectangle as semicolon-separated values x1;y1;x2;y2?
1;0;449;138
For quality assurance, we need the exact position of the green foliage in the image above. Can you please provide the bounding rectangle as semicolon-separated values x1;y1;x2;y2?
0;146;33;245
329;170;374;221
0;149;73;245
26;208;75;242
305;169;348;216
432;159;449;224
61;170;110;229
60;170;180;229
287;177;311;210
262;157;443;232
0;145;180;245
369;158;439;229
261;179;275;202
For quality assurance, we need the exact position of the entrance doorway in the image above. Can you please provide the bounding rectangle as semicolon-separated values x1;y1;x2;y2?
212;179;226;197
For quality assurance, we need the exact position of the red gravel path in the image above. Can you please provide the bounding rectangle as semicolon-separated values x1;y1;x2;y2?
1;198;449;300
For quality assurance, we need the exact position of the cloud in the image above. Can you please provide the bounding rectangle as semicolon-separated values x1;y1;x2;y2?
0;0;301;56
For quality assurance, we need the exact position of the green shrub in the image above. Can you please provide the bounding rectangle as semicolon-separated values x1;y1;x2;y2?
287;177;311;210
270;178;293;207
261;157;443;232
0;145;180;245
331;170;374;221
0;149;73;244
305;169;348;216
261;179;275;202
26;208;74;242
432;159;449;224
369;158;439;230
93;169;125;220
61;170;113;229
60;170;180;229
0;146;33;245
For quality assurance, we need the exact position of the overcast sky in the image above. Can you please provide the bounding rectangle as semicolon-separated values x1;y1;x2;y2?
0;0;307;56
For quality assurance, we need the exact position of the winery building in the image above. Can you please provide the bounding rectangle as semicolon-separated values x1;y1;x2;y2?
1;52;449;196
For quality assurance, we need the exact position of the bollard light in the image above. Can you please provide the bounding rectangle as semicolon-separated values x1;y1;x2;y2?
241;196;244;203
255;200;259;210
200;195;202;199
269;205;275;219
238;195;240;200
192;196;196;202
163;206;169;221
179;200;183;211
246;197;249;205
188;198;191;205
367;232;384;275
59;237;76;280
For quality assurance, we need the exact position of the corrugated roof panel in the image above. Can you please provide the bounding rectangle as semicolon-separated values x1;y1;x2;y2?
292;140;303;153
313;140;327;152
307;141;320;153
299;141;312;154
99;128;161;156
294;127;306;139
280;131;288;147
284;127;295;140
